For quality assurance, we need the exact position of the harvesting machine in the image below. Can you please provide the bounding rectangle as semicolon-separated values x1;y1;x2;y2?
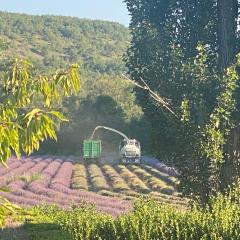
83;126;141;164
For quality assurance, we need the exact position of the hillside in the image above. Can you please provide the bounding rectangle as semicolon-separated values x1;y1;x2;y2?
0;12;149;154
0;11;130;73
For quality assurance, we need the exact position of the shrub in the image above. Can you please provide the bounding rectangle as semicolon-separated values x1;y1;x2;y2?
44;189;240;240
43;205;115;240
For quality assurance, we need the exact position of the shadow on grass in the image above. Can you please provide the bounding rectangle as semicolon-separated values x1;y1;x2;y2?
0;222;71;240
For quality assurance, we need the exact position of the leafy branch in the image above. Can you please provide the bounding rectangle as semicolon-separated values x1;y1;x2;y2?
0;59;81;163
122;74;178;117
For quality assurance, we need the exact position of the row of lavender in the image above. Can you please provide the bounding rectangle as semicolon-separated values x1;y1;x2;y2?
141;156;179;177
0;156;131;217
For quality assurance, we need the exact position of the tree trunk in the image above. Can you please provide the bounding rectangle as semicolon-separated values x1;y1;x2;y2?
221;126;240;189
217;0;238;70
218;0;239;189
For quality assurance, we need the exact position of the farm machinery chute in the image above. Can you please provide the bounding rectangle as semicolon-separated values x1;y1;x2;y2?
83;126;141;164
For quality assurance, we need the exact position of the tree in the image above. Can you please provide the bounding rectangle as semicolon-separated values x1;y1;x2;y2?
124;0;240;202
218;0;238;70
217;0;239;189
0;58;81;164
0;58;80;226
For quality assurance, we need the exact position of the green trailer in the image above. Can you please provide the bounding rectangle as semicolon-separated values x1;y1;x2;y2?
83;140;102;159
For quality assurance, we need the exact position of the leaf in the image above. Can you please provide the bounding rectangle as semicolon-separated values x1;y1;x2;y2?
24;108;43;127
48;111;69;122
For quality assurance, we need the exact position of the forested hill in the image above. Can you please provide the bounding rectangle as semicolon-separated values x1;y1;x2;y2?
0;11;130;73
0;11;149;154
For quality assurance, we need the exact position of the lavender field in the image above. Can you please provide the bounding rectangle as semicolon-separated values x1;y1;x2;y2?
0;156;187;216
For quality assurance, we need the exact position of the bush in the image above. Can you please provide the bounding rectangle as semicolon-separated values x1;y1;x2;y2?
43;186;240;240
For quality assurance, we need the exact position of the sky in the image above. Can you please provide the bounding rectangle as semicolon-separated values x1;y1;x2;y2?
0;0;130;26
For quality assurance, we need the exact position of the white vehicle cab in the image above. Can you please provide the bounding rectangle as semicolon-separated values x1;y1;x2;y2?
119;139;141;164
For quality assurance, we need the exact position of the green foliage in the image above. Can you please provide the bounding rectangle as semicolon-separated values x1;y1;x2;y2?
41;187;240;240
0;56;80;226
0;12;129;74
173;51;240;202
0;207;71;239
0;59;80;163
124;0;240;201
0;11;148;154
198;60;239;198
42;204;114;240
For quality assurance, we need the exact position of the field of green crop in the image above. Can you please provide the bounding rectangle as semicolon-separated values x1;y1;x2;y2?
48;195;240;240
1;192;239;240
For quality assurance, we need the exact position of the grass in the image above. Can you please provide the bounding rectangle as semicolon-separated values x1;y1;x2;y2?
0;208;71;240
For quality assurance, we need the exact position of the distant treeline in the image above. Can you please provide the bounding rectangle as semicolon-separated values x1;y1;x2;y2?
0;11;129;73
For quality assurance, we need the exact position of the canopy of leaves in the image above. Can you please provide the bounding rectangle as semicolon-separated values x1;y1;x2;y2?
0;11;130;74
0;59;80;163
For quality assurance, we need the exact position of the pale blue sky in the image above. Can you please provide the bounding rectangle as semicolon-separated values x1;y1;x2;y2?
0;0;130;26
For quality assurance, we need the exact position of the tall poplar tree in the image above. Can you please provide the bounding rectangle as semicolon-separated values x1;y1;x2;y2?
124;0;239;201
217;0;239;188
